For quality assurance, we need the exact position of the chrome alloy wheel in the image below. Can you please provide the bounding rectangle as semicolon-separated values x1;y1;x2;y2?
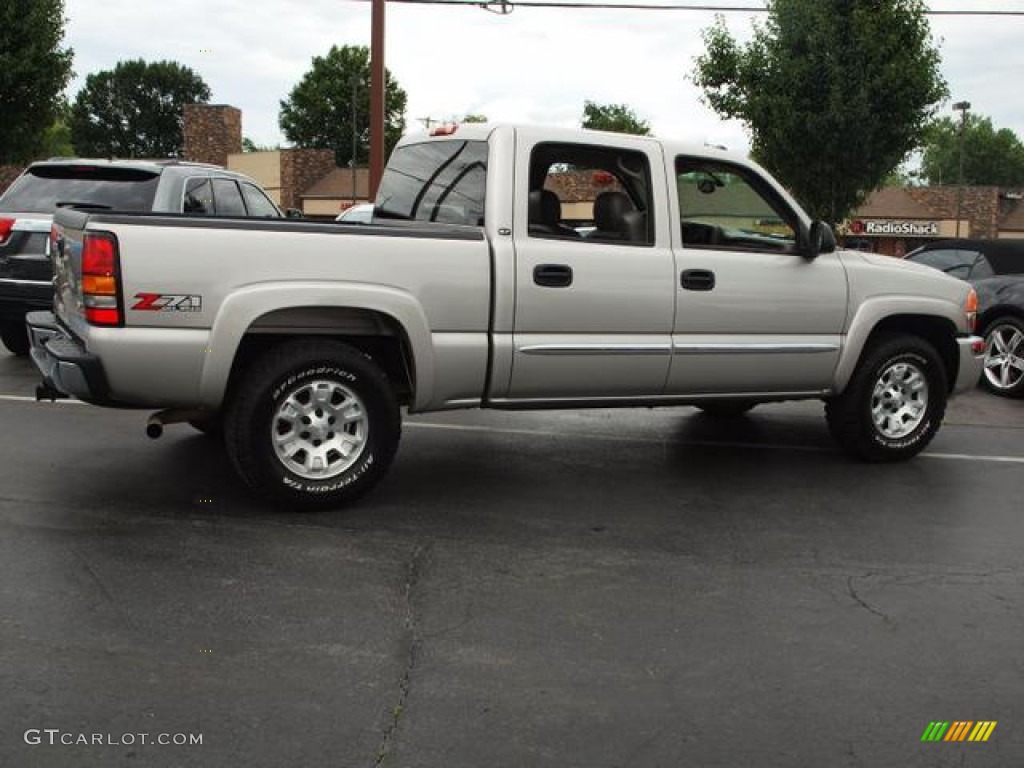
271;379;368;480
870;361;929;439
983;323;1024;392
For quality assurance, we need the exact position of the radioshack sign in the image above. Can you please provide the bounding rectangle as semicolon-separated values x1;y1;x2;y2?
848;219;941;237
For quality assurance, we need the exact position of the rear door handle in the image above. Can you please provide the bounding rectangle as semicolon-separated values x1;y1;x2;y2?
534;264;573;288
681;269;715;291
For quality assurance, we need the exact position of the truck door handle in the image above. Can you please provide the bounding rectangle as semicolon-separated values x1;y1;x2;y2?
534;264;573;288
681;269;715;291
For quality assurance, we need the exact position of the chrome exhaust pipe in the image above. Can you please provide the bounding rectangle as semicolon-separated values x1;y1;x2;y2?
145;408;210;439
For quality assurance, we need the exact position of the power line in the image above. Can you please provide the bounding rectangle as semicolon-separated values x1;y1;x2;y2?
348;0;1024;14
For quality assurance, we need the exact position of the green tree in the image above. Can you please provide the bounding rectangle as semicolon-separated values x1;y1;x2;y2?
462;114;488;124
70;59;211;158
882;163;922;188
0;0;74;163
919;115;1024;187
694;0;946;224
242;137;282;153
41;102;74;157
581;101;651;136
279;45;407;166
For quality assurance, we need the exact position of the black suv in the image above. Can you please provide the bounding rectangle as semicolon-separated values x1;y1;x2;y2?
905;239;1024;397
0;159;282;355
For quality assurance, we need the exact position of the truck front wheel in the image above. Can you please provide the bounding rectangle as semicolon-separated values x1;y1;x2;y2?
825;334;947;462
224;340;401;509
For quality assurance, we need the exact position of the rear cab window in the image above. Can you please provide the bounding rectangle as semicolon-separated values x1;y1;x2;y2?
0;165;160;213
375;140;487;225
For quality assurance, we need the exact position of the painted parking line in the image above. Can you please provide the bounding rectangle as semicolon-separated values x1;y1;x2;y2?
0;393;87;405
3;394;1023;465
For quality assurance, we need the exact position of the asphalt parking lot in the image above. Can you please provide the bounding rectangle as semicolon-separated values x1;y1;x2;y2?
1;347;1022;767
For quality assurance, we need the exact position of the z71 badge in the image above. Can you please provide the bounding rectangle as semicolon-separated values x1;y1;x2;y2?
132;293;203;312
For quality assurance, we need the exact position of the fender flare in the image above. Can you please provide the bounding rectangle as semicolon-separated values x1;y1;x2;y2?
833;295;962;393
199;281;434;409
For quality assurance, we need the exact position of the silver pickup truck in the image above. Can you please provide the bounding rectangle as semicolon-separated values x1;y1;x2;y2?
29;124;984;509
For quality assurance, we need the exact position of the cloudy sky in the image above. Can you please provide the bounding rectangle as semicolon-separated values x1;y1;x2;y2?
63;0;1024;155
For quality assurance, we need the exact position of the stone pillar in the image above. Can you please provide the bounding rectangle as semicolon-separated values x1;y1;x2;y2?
182;105;242;167
279;149;336;211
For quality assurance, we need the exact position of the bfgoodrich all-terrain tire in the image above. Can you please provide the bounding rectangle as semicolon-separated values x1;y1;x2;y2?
825;334;947;462
0;322;30;357
224;340;401;510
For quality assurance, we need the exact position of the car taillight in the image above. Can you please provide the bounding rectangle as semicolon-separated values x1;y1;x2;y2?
81;232;122;326
965;288;978;334
0;217;14;245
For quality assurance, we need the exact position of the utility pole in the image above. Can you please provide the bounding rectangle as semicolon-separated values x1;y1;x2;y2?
350;77;359;206
370;0;386;199
953;100;971;238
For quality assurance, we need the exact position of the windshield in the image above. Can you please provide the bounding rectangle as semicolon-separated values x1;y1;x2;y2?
0;165;161;213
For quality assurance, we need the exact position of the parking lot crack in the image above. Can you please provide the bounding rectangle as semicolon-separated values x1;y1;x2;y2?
846;574;890;624
373;542;431;768
69;545;117;609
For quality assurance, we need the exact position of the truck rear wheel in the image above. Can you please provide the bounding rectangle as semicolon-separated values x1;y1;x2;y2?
825;334;947;462
224;340;401;509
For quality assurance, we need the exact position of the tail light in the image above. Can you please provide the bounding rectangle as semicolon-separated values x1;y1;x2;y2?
81;232;122;326
0;217;14;245
965;288;978;334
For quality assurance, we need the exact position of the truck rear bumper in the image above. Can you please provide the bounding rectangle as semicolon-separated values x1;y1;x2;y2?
27;310;111;403
953;335;986;395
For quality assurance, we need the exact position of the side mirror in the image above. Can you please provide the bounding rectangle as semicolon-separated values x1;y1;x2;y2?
802;220;836;258
285;208;304;219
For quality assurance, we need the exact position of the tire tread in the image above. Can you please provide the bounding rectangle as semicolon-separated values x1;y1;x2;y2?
224;340;400;509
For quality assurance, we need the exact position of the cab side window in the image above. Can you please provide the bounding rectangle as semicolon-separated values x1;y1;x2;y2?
183;178;213;215
677;157;797;253
528;143;654;246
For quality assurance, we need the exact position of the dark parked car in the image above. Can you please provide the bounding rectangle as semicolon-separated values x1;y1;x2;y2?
905;239;1024;397
0;159;282;356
